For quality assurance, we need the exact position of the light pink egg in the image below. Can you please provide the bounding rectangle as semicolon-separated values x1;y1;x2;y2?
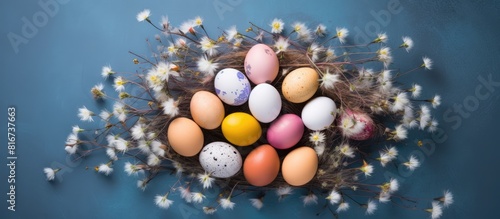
337;109;375;141
244;44;279;84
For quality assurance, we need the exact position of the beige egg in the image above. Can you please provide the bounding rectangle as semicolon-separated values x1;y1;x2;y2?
281;146;318;186
167;117;204;157
190;91;225;130
282;67;319;103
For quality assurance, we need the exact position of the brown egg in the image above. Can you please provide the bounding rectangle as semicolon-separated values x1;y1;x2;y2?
167;117;204;157
190;91;225;130
282;67;319;103
281;146;318;186
243;144;280;186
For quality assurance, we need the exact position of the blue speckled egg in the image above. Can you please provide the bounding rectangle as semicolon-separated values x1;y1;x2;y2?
214;68;251;106
199;141;242;178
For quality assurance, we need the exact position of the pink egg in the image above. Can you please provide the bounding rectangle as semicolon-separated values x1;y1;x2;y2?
267;114;304;149
244;44;279;84
337;109;375;141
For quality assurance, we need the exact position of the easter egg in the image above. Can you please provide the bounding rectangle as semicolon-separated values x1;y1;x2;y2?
167;117;204;157
222;112;262;146
248;83;282;123
243;144;280;186
282;67;319;103
301;96;337;131
281;146;318;186
190;91;225;130
214;68;251;106
244;44;279;84
267;114;304;149
337;109;375;141
199;142;242;178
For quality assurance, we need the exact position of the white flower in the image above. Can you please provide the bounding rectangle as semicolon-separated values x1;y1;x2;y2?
155;194;174;209
339;144;356;158
422;56;433;70
401;36;414;52
113;76;127;92
393;124;408;140
381;178;399;193
249;198;263;209
378;152;392;167
160;15;169;30
71;126;83;135
315;24;327;37
150;140;164;157
114;137;129;152
172;161;184;176
192;192;205;204
378;47;392;67
199;36;219;57
326;190;341;205
43;168;58;181
386;146;399;159
274;37;289;54
136;9;151;22
403;155;420;171
97;163;113;176
336;27;349;44
365;200;377;215
410;83;422;98
437;190;454;208
146;70;163;92
419;105;432;130
276;186;293;201
220;198;235;210
197;56;219;77
270;18;284;33
373;32;388;43
203;206;217;215
124;162;143;176
78;106;94;122
137;179;148;190
65;133;79;154
379;192;391;203
225;26;239;41
321;71;340;89
101;65;114;78
106;148;118;161
431;94;441;108
131;123;146;140
302;193;318;206
325;47;336;62
391;92;410;112
429;119;439;132
155;62;178;82
314;143;325;156
198;172;214;189
179;187;193;203
336;202;350;212
99;110;112;120
147;154;161;166
426;201;443;219
161;98;179;117
359;161;374;177
309;131;326;145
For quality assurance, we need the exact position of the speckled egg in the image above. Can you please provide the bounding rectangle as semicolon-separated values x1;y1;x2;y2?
214;68;251;106
282;67;319;103
199;141;242;178
244;44;279;84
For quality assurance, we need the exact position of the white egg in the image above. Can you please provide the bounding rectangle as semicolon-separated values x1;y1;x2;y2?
248;83;282;123
301;96;337;130
199;142;242;178
214;68;251;106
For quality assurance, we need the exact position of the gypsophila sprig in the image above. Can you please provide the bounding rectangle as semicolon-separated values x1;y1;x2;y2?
47;12;452;219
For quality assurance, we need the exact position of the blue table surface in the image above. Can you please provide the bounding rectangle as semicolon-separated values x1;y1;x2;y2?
1;0;500;218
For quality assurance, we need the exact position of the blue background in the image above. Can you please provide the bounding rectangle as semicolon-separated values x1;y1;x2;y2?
1;0;499;218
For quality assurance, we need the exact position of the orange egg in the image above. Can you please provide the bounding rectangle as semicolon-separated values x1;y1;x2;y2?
167;117;204;157
282;67;319;103
221;112;262;146
281;146;318;186
190;91;225;130
243;144;280;186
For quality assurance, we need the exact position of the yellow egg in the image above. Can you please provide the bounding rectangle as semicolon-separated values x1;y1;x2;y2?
190;91;225;130
281;146;318;186
282;67;319;103
167;117;204;157
221;112;262;146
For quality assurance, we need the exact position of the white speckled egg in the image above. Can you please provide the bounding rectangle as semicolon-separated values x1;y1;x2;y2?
199;141;242;178
214;68;251;106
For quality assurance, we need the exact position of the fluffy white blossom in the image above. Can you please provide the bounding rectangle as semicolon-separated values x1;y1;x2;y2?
101;65;114;78
326;190;341;205
43;168;58;181
136;9;151;22
321;71;340;89
270;18;284;33
220;198;235;210
249;198;263;209
426;201;443;219
192;192;205;204
274;37;289;54
113;76;127;92
197;56;219;77
97;163;113;176
199;36;219;57
336;27;349;44
422;56;433;70
365;200;377;215
401;36;414;52
336;202;350;212
198;172;214;189
78;106;94;122
403;155;421;171
155;194;174;209
302;193;318;206
161;98;179;117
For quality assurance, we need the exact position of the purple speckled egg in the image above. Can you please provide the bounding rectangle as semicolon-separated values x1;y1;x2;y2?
267;114;304;150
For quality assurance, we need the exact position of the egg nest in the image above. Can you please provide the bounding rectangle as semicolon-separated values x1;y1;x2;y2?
149;45;389;190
